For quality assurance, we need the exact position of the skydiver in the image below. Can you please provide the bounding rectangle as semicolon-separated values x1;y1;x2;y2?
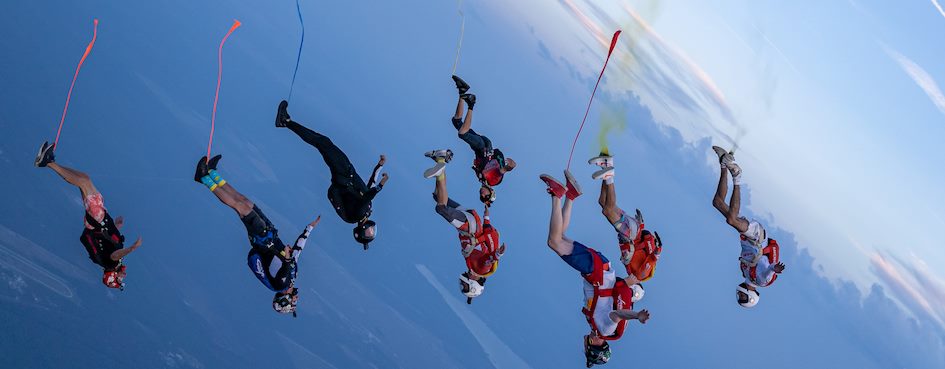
275;100;388;249
539;170;650;368
34;142;142;290
588;152;663;288
711;146;786;308
423;149;505;303
193;154;317;316
448;75;516;206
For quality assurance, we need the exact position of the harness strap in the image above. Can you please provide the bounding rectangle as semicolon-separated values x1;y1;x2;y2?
580;247;631;341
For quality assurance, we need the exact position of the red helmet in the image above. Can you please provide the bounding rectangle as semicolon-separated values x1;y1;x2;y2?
103;264;126;290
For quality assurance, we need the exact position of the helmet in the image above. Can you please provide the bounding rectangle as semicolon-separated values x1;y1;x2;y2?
273;288;299;317
353;220;377;249
736;283;760;308
629;283;645;303
103;264;127;290
459;273;485;298
583;335;611;367
479;185;496;204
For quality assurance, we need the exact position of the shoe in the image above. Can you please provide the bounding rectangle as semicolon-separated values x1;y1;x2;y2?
275;100;291;128
727;162;742;179
194;156;209;182
712;146;734;168
461;93;476;110
540;174;567;198
207;154;223;170
424;149;453;163
34;141;56;167
452;75;470;95
563;170;583;200
588;153;613;168
424;162;447;179
591;167;614;181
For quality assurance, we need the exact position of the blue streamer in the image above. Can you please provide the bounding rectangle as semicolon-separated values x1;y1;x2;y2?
288;0;305;101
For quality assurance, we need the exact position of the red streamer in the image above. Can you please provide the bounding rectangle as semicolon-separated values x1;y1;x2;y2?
566;30;622;170
206;20;242;159
54;19;99;148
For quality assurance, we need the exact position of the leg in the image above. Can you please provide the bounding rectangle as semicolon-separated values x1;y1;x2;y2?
727;183;750;233
457;129;489;157
599;181;622;224
547;196;576;256
286;120;357;180
211;182;255;217
47;163;98;198
597;181;608;210
561;197;574;231
712;167;731;216
453;96;466;124
434;170;449;206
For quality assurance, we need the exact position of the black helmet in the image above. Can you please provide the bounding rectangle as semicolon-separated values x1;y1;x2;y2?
353;220;377;249
584;335;611;367
272;288;299;317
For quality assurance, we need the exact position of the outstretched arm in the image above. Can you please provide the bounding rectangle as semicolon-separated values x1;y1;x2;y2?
367;155;387;188
110;237;142;261
757;262;785;284
285;216;320;261
609;309;650;324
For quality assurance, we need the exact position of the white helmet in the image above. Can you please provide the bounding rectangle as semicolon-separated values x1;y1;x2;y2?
630;283;645;303
459;273;485;298
736;283;759;308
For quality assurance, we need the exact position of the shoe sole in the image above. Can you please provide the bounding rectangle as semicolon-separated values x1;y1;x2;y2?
592;167;614;180
424;163;447;178
424;150;453;163
539;174;567;197
563;170;583;197
34;142;47;167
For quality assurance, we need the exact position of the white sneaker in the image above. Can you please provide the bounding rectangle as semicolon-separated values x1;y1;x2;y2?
423;162;447;178
727;162;742;179
712;146;734;168
588;154;613;168
591;167;615;181
424;149;453;163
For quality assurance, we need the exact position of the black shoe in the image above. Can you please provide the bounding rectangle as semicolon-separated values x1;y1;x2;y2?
194;156;209;183
461;93;476;110
275;100;291;128
34;141;56;167
207;154;223;170
452;75;470;95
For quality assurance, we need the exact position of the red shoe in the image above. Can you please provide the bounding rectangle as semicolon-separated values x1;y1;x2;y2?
540;174;567;198
563;170;583;200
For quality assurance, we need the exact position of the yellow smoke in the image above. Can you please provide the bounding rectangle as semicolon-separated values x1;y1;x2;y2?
597;104;628;155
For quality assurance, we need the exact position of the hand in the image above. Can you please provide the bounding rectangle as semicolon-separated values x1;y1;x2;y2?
637;309;650;324
504;158;516;171
309;215;322;228
773;262;786;273
130;237;142;250
380;173;389;186
378;155;386;166
115;216;125;229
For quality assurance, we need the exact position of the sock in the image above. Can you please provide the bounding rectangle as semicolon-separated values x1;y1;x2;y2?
604;176;614;185
200;175;219;191
733;175;743;186
208;169;227;187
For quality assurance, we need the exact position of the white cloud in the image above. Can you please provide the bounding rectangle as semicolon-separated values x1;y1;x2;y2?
933;0;945;20
416;264;533;369
884;46;945;116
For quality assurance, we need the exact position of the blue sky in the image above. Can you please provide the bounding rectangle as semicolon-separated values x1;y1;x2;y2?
1;0;944;368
